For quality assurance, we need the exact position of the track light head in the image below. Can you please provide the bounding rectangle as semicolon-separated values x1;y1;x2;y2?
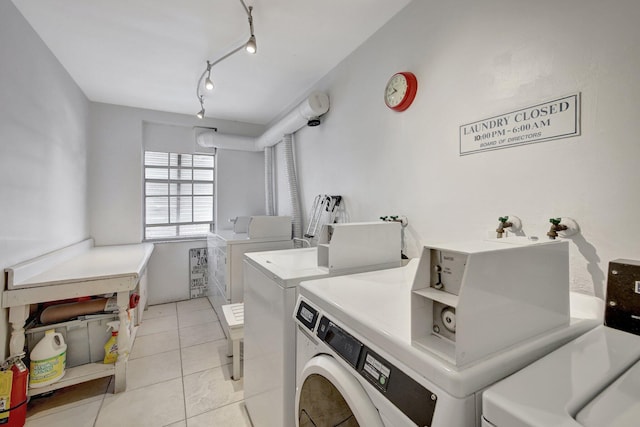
204;62;214;90
196;108;205;119
246;35;257;54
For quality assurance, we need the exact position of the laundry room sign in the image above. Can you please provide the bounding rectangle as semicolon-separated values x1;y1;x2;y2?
459;93;581;155
189;248;208;298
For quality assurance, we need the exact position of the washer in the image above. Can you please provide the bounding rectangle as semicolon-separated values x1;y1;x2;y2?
243;222;402;427
243;247;331;427
294;257;603;427
482;259;640;427
295;260;437;427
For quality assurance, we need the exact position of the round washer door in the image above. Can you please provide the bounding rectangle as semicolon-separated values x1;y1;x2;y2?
296;354;384;427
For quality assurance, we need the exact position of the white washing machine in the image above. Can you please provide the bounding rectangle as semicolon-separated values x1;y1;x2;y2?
243;222;402;427
293;239;604;427
482;259;640;427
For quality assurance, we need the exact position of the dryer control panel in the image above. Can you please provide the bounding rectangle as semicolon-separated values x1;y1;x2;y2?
294;296;438;427
316;314;438;427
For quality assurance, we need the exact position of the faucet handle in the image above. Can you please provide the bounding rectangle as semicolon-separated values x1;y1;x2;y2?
498;216;509;223
549;218;562;226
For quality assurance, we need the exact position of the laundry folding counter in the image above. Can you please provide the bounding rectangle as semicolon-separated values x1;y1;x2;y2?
3;239;154;395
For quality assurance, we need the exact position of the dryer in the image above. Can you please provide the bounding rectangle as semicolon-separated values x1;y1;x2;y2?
482;259;640;427
294;238;604;427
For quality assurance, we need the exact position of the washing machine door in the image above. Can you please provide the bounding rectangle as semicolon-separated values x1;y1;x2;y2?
296;354;385;427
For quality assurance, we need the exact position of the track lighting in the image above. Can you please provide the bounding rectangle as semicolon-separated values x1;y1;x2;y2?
195;0;257;118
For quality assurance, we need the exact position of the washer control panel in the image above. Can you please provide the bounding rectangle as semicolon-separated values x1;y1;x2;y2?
316;313;437;427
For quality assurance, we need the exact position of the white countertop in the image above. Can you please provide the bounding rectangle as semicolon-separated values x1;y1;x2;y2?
3;241;155;307
8;243;154;289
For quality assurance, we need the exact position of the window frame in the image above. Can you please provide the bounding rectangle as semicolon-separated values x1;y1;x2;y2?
143;150;215;241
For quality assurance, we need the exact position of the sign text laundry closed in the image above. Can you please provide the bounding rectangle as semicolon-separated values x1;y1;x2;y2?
459;93;581;155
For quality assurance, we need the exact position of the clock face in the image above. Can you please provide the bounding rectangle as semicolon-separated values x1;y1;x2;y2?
385;74;408;107
384;72;418;111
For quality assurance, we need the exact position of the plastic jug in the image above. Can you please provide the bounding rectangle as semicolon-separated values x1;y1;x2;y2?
29;329;67;388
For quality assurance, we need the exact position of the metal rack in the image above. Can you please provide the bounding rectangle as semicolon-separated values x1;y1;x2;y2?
304;195;342;239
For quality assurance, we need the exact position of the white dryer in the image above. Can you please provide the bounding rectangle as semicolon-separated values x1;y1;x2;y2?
293;239;604;427
482;259;640;427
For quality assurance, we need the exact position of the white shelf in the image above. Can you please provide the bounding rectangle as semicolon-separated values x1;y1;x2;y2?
28;325;138;396
413;287;459;308
28;362;115;397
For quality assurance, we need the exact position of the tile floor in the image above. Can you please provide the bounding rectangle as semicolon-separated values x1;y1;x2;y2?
25;298;253;427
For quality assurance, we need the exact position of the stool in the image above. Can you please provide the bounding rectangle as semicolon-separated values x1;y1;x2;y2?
222;303;244;380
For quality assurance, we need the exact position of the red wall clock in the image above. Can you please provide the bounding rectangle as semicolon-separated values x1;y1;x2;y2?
384;71;418;112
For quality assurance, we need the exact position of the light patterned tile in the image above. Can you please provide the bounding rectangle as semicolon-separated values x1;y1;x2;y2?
177;298;212;314
178;308;218;328
130;329;180;360
179;321;225;348
165;421;187;427
183;364;244;418
187;402;252;427
26;377;111;420
181;338;230;376
144;302;177;320
26;400;102;427
127;349;182;390
137;315;178;337
96;378;185;427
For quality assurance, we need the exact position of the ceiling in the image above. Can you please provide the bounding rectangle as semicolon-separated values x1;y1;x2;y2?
13;0;412;125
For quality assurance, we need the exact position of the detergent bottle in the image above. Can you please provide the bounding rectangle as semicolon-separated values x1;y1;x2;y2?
103;321;120;364
29;329;67;388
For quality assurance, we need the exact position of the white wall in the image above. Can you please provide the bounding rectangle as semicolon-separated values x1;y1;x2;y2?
146;241;209;305
284;0;640;298
88;103;266;302
0;1;90;359
215;149;266;231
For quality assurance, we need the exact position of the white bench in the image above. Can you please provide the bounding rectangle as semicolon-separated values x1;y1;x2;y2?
222;303;244;380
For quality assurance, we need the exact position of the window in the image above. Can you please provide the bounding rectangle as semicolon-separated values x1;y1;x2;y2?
144;151;215;240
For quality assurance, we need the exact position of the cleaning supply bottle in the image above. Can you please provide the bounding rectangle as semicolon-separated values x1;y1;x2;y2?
103;321;119;364
29;329;67;388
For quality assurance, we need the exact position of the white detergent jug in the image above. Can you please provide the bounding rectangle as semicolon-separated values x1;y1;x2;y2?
29;329;67;388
